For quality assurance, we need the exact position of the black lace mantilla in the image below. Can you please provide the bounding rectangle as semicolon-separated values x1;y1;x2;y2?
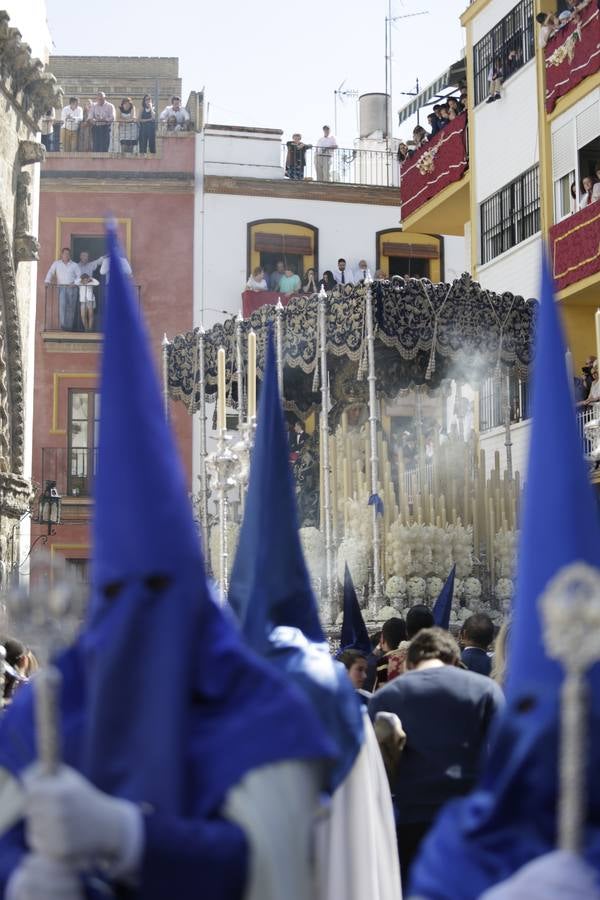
168;274;537;419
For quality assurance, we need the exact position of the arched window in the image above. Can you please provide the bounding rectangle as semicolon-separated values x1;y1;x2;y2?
376;229;442;281
247;219;318;283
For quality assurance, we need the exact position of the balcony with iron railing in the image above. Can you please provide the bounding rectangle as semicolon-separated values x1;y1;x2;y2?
544;2;600;114
42;446;97;499
44;120;195;156
399;112;470;234
42;283;142;340
280;144;399;188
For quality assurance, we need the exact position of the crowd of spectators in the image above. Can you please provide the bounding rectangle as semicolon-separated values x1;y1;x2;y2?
245;257;375;294
397;91;467;164
536;0;595;49
45;246;133;331
40;93;191;155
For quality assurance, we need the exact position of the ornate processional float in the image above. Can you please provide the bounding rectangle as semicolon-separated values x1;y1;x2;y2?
165;275;536;629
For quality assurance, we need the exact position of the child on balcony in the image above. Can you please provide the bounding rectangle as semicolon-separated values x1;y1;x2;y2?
75;273;99;332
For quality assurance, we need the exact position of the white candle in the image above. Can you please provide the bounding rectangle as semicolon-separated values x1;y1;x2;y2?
247;330;256;419
217;347;226;431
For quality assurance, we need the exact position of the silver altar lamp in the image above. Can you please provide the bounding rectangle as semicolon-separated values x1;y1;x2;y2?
3;551;86;772
206;433;240;601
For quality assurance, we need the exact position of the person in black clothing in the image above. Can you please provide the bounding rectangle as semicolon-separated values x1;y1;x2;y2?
285;133;312;180
139;94;156;154
460;613;494;676
319;270;336;291
406;604;434;638
374;617;407;690
369;627;504;885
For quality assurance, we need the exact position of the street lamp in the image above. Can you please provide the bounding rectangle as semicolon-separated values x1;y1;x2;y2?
38;480;61;535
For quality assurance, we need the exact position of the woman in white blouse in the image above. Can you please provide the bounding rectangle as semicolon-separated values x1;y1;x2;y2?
246;267;268;291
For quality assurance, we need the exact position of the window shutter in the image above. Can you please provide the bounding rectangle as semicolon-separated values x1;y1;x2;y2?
552;121;575;181
576;101;600;149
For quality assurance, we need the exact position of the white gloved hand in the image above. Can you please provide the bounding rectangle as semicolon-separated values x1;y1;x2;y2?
5;854;84;900
23;765;143;877
480;850;600;899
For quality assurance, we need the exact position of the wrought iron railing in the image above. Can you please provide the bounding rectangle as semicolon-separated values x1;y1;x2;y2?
281;144;398;187
44;120;193;155
43;282;141;333
479;374;531;432
42;446;98;498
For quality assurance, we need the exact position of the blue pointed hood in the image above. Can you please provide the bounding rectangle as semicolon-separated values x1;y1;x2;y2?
229;330;324;648
229;331;364;791
72;226;334;816
339;564;371;654
409;251;600;898
432;565;455;630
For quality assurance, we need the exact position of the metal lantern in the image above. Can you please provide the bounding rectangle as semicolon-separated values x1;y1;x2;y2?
38;480;61;534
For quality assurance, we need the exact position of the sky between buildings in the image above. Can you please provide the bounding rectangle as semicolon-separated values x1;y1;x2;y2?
47;0;467;148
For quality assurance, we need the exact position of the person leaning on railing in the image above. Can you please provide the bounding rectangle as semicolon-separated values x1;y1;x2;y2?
285;133;312;180
159;95;190;132
78;99;94;152
60;97;83;152
314;125;337;181
90;92;116;152
138;94;156;154
577;359;600;406
118;97;138;154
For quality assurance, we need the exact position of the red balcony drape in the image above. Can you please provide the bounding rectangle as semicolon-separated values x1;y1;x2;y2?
544;4;600;113
399;112;468;220
550;202;600;292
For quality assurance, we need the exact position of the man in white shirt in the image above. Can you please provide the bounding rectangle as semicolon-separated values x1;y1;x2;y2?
60;97;83;152
75;250;103;278
45;247;80;330
159;96;190;131
315;126;337;182
91;92;116;152
333;258;354;286
99;254;133;281
355;260;372;284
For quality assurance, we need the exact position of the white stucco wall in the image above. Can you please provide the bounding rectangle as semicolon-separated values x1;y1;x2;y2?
199;192;403;328
473;60;539;204
476;233;541;300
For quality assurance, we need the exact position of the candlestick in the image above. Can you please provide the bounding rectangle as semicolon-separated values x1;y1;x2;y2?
247;330;256;420
217;347;226;431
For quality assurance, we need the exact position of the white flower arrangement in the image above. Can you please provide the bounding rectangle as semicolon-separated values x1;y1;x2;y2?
407;576;426;602
494;530;518;578
299;527;325;585
385;575;407;601
345;497;373;549
416;144;439;175
447;524;474;578
377;604;400;623
463;576;482;606
426;576;444;602
337;537;370;590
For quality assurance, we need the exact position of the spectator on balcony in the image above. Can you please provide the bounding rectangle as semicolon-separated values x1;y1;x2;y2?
374;268;387;279
301;268;318;293
578;360;600;406
246;266;268;291
448;107;458;122
333;258;354;286
315;125;337;181
45;248;79;331
159;96;190;130
427;109;441;137
40;108;56;151
269;260;285;291
486;59;503;103
579;175;598;208
78;99;94;152
438;104;451;129
355;260;371;284
285;133;312;180
99;254;133;281
536;11;560;48
448;97;461;116
91;92;116;152
397;141;409;163
319;270;336;291
139;94;156;155
60;97;83;152
592;163;600;202
118;98;138;153
76;250;103;278
278;265;301;294
459;90;468;111
412;125;428;149
75;273;100;332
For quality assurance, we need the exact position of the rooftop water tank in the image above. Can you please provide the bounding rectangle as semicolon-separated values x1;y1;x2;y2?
359;92;389;138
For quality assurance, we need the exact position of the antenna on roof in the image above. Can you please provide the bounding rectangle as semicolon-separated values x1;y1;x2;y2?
334;80;359;139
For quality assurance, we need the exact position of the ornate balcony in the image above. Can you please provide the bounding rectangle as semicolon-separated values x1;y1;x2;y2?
544;3;600;114
399;112;469;232
549;200;600;293
43;283;142;337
